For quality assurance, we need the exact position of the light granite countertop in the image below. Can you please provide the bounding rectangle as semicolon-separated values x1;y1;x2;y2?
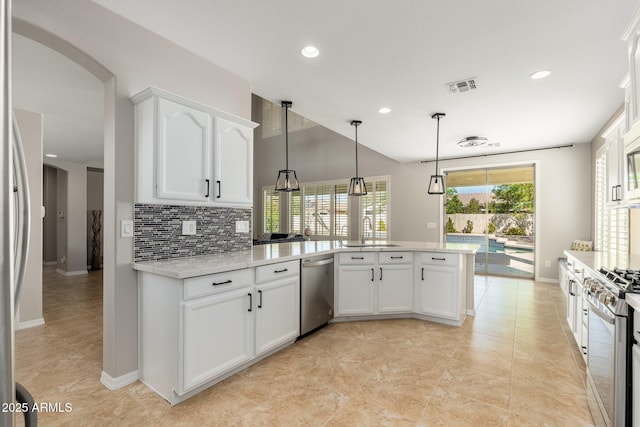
133;240;479;279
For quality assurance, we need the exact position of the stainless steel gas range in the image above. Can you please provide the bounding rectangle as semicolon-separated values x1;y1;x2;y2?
583;267;639;427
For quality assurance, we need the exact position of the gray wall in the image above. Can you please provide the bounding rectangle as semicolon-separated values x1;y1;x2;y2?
253;96;592;281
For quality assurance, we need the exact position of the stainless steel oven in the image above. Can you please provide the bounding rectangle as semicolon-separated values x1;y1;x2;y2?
585;273;631;427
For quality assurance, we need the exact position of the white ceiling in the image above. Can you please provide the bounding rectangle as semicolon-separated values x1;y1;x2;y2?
90;0;639;162
13;1;639;164
12;33;104;165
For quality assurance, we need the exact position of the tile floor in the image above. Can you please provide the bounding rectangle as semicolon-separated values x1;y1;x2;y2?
14;267;594;426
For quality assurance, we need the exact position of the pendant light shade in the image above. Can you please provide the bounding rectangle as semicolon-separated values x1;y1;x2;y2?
348;120;367;196
275;101;299;192
428;112;446;195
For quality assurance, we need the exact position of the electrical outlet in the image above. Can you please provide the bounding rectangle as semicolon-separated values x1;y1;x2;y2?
545;260;551;268
236;221;250;233
182;220;197;235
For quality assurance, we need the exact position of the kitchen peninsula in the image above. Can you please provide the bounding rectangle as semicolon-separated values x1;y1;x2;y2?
133;241;477;405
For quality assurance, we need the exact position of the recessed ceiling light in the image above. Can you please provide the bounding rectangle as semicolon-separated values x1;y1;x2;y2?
530;70;551;80
378;107;391;114
45;153;57;158
301;46;319;58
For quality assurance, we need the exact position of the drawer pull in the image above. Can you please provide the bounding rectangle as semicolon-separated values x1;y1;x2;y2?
216;180;221;199
421;267;424;281
274;268;289;273
379;267;383;281
248;293;252;312
351;256;365;260
204;179;210;198
212;279;232;286
258;290;263;308
390;256;404;259
371;268;374;282
432;257;446;261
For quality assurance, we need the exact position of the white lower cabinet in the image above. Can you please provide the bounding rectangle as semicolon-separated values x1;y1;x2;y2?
139;260;299;405
336;252;413;316
414;252;465;322
182;287;253;391
254;261;300;356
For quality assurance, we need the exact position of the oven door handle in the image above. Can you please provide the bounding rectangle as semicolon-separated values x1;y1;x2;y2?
585;297;615;325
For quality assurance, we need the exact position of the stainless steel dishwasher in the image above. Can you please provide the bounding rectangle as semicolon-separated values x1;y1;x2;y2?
300;255;334;336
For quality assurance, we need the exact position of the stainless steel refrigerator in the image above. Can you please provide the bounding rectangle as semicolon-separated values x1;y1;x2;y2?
2;1;37;424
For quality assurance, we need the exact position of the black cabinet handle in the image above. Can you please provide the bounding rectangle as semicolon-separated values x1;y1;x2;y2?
351;256;364;260
371;268;374;282
205;179;210;198
211;279;232;286
421;267;424;281
617;184;622;201
216;180;221;199
379;267;383;281
248;293;252;312
581;346;587;355
611;186;617;202
274;268;288;273
258;290;263;308
432;257;446;261
390;256;403;259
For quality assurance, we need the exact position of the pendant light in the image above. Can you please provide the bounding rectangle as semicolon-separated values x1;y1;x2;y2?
427;112;446;195
348;120;367;196
275;101;299;191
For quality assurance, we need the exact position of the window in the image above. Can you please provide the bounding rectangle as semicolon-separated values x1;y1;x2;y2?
595;143;629;260
265;176;390;240
361;179;388;240
263;190;280;233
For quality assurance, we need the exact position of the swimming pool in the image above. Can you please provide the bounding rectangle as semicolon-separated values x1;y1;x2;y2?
446;234;531;253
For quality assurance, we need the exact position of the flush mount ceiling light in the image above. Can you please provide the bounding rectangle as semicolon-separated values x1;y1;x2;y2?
275;101;300;192
378;107;391;114
530;69;551;80
348;120;367;196
427;113;446;195
301;46;319;58
457;136;488;147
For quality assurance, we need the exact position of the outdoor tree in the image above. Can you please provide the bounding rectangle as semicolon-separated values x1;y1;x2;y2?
467;198;481;214
446;188;463;214
491;183;534;213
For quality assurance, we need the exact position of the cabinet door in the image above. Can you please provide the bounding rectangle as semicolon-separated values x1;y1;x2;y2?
567;278;577;335
416;265;459;319
255;277;300;355
214;117;253;205
182;287;253;392
336;265;375;316
606;136;623;204
156;97;212;201
633;345;640;427
378;264;413;313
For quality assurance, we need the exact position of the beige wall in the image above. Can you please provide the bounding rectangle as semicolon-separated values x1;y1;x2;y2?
14;109;43;327
253;96;592;281
14;0;253;383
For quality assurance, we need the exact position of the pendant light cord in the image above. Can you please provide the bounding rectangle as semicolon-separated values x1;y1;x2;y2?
354;123;359;177
435;114;440;174
284;103;289;171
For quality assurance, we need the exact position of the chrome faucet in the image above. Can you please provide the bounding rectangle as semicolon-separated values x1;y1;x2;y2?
361;216;372;244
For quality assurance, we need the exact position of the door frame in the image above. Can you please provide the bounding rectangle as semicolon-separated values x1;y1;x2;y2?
440;160;541;280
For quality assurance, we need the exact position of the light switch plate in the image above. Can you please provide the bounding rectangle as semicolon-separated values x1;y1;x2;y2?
121;220;134;238
236;220;250;233
182;220;197;235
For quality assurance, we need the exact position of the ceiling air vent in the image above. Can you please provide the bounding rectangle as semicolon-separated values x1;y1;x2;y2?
447;77;477;94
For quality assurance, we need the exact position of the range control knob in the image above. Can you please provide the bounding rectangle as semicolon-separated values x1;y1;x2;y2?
603;294;612;305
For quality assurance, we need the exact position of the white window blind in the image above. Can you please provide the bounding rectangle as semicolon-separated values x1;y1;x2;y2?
361;179;389;241
263;190;280;233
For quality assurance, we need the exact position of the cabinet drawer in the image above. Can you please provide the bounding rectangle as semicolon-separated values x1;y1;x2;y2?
255;260;300;283
184;268;253;300
419;252;460;267
338;252;376;265
378;252;413;264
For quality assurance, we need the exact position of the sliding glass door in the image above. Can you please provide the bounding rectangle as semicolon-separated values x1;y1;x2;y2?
445;165;535;278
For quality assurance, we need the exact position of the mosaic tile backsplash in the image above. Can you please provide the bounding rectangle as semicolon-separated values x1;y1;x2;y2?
134;204;252;262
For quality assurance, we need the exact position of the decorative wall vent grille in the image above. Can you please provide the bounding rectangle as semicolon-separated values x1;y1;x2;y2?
446;78;477;93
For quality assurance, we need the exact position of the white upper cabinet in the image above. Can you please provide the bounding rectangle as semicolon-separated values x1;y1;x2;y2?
133;87;258;207
214;117;253;205
156;97;212;201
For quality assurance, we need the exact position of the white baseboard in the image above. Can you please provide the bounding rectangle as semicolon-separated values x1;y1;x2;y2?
100;370;139;390
15;318;45;330
56;268;88;276
466;308;476;316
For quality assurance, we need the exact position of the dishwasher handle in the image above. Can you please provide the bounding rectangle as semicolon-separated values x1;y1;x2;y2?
302;258;334;268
